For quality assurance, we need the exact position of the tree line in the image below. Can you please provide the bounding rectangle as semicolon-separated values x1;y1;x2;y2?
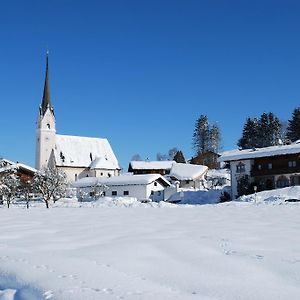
238;107;300;149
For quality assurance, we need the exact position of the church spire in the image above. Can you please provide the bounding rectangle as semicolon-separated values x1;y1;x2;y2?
40;51;53;116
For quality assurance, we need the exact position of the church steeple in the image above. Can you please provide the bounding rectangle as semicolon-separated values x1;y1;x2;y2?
40;51;53;116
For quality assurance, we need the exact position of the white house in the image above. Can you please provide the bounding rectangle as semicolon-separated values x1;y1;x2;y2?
167;163;208;188
219;142;300;198
73;174;172;202
35;53;120;182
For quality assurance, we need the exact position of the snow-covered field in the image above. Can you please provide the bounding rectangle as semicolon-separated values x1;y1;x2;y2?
1;190;300;300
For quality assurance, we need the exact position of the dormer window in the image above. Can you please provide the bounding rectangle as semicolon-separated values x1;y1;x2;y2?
236;162;245;173
60;151;65;162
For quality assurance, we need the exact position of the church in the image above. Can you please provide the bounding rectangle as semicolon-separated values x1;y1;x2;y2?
35;54;120;182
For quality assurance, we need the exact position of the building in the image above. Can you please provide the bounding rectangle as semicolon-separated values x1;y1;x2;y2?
73;174;172;202
219;142;300;198
167;163;208;188
0;158;37;182
35;54;120;182
128;161;175;176
189;151;220;169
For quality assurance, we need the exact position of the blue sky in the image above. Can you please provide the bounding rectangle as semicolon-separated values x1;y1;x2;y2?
1;0;300;169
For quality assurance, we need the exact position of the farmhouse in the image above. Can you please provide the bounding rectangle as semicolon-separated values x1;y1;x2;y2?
219;142;300;198
128;161;175;176
73;174;172;202
0;158;37;182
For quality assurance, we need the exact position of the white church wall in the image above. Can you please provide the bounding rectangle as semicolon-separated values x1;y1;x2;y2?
36;108;56;170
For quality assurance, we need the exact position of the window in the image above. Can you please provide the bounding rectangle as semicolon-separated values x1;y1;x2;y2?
288;161;296;168
112;191;117;196
268;163;272;170
236;162;245;173
185;180;190;184
123;191;129;196
47;123;50;129
75;174;77;181
154;182;157;186
103;192;106;196
258;164;262;170
100;172;103;176
276;176;289;188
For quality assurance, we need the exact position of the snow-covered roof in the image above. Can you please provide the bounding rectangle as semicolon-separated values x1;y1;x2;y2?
129;161;175;170
169;163;208;180
0;162;36;174
219;142;300;162
89;156;118;170
54;134;120;169
73;174;171;188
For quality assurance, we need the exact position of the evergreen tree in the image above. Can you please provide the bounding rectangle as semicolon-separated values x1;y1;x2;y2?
287;107;300;142
173;151;186;163
193;115;210;154
209;123;221;153
168;147;178;160
238;113;281;149
257;112;281;147
238;117;259;149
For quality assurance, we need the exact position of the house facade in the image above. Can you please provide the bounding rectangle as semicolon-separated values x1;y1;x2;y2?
167;163;208;189
73;174;172;202
128;161;175;176
0;158;37;182
219;142;300;198
35;53;120;182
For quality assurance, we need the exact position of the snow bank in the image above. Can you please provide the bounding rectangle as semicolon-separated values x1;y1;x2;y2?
168;186;230;205
238;186;300;204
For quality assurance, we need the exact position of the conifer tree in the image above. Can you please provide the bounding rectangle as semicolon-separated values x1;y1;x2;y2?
174;151;186;163
209;123;221;153
238;113;281;149
193;115;210;154
238;117;259;149
287;107;300;142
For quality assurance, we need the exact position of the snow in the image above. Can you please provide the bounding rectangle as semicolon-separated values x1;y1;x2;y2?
73;174;171;188
238;186;300;203
89;156;117;170
219;142;300;162
0;162;36;175
54;134;120;169
169;163;208;180
1;190;300;300
129;160;175;170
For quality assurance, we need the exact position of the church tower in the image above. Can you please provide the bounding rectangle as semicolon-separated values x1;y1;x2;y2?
35;52;56;170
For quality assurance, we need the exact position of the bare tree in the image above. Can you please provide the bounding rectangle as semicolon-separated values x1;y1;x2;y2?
0;170;20;208
131;154;142;161
33;167;68;208
19;180;33;209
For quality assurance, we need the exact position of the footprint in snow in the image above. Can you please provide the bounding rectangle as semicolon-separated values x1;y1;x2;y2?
43;290;54;299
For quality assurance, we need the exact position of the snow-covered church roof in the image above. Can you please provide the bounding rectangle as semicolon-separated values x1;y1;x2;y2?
53;134;120;169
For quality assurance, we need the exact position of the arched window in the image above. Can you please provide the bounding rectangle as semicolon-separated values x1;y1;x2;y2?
47;123;50;129
75;174;78;181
